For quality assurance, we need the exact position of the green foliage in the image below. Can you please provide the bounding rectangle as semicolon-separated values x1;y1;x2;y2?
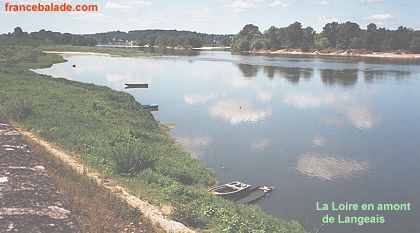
0;27;96;46
409;36;420;53
88;29;233;48
111;137;157;176
232;21;420;53
315;35;330;49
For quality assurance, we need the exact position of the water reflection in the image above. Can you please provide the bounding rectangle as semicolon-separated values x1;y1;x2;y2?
296;153;369;181
237;64;259;78
346;106;377;130
320;69;359;87
364;70;411;82
209;99;272;124
251;138;272;151
184;93;216;105
176;136;211;158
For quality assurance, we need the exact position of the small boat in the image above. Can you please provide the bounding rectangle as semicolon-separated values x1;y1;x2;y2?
236;186;274;204
208;181;252;198
125;83;149;89
142;104;159;111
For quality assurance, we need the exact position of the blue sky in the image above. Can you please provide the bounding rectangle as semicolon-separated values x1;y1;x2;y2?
1;0;419;34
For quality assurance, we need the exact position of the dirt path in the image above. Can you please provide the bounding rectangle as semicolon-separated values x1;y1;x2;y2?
0;122;79;232
0;121;154;233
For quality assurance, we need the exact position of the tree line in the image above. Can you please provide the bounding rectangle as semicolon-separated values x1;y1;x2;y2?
232;22;420;53
86;30;233;48
0;27;233;49
0;27;97;46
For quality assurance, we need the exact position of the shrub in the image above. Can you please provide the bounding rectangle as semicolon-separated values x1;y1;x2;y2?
111;139;157;176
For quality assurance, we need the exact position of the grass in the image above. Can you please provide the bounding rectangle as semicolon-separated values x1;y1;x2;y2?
31;141;156;233
0;45;307;233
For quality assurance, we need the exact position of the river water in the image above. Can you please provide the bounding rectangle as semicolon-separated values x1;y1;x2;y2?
35;51;420;233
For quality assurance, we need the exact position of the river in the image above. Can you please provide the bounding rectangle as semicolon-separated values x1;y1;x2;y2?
35;51;420;233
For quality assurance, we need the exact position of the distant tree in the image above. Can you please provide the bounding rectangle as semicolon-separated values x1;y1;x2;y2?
391;26;413;50
302;27;315;49
315;35;330;49
365;23;378;50
350;37;364;49
286;22;304;48
13;27;24;37
336;22;361;49
250;38;269;50
322;22;340;48
232;24;263;51
409;36;420;53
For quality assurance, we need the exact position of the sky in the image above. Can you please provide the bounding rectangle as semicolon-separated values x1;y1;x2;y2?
0;0;419;34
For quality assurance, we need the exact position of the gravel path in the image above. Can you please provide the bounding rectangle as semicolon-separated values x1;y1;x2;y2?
0;122;79;233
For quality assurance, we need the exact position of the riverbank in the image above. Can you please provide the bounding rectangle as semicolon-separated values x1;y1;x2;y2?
251;49;420;60
0;45;307;233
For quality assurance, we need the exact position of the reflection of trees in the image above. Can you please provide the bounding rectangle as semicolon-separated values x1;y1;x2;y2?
320;69;358;87
364;70;411;82
141;47;199;56
237;64;259;78
263;66;314;84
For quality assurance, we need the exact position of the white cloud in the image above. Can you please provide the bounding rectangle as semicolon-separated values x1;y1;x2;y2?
361;0;384;3
210;99;272;124
318;0;329;5
367;14;393;21
105;0;152;10
224;0;265;12
269;0;289;7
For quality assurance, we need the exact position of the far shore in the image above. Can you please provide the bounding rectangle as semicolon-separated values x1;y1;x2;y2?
251;49;420;60
42;51;111;56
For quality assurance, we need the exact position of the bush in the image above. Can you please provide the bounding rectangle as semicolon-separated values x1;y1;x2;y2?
111;139;157;176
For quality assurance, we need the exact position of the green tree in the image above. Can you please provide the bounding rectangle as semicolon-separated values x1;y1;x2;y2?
322;22;340;48
409;36;420;53
315;35;330;49
336;22;361;49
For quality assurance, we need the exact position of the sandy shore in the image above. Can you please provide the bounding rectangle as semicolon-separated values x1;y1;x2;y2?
253;49;420;60
42;51;111;56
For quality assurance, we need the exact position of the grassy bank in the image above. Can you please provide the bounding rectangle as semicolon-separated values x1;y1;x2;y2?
0;45;307;233
29;138;155;233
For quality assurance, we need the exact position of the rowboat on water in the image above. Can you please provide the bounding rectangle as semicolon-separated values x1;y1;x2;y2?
143;104;159;111
208;181;252;198
125;83;149;89
236;186;274;204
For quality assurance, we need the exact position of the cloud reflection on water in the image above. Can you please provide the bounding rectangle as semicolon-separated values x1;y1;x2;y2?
209;99;272;124
296;153;369;181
